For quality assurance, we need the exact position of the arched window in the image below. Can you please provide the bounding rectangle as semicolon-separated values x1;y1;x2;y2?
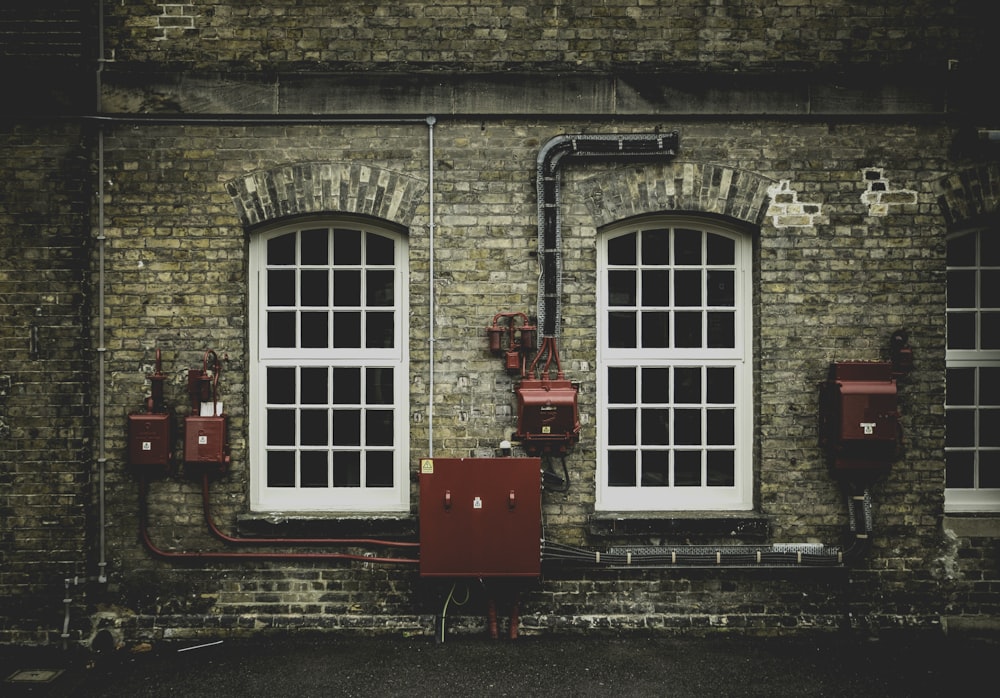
946;227;1000;512
249;219;409;512
596;217;753;511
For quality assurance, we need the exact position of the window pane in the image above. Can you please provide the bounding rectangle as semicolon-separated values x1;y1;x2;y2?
675;312;702;348
707;233;735;265
642;270;670;306
300;312;329;348
367;452;394;487
981;410;1000;447
366;312;395;349
674;229;702;265
947;234;976;266
333;229;362;264
707;451;735;486
332;410;361;446
607;232;636;265
981;368;1000;406
332;452;361;487
641;312;669;348
608;367;636;404
947;271;976;308
267;410;295;446
945;451;975;488
707;409;735;445
982;270;1000;308
982;232;1000;265
367;368;394;405
367;270;394;306
641;229;670;265
268;270;295;306
366;410;394;446
674;409;701;445
608;408;636;445
367;232;395;265
267;367;296;404
300;451;329;487
641;409;670;445
707;270;735;306
300;270;328;306
640;367;669;404
947;313;975;350
947;368;975;405
267;451;295;487
332;367;361;404
267;234;296;265
706;367;735;404
674;368;701;404
707;312;735;348
982;312;1000;349
608;451;636;486
300;409;328;446
674;270;702;306
332;312;361;348
301;228;328;264
641;451;669;486
946;410;975;447
608;270;636;306
981;451;1000;488
267;312;296;347
674;451;702;486
333;270;361;306
608;312;636;348
301;368;328;404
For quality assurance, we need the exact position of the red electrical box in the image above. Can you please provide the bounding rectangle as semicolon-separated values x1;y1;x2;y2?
514;378;580;455
819;362;900;472
128;412;172;471
184;415;229;473
419;457;541;578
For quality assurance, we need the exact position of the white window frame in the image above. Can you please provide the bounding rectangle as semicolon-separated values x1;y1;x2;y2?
945;227;1000;513
249;220;409;513
596;216;753;512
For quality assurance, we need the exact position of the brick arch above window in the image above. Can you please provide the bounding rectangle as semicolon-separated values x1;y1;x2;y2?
578;162;775;229
938;164;1000;228
225;162;427;228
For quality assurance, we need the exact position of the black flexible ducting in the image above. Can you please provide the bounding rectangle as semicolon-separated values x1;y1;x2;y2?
535;132;680;337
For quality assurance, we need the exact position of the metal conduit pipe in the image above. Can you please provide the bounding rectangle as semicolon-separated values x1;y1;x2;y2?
535;132;680;337
139;478;419;564
541;488;873;569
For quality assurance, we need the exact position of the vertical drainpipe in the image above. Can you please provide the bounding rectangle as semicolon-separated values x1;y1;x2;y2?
427;116;437;457
96;0;108;584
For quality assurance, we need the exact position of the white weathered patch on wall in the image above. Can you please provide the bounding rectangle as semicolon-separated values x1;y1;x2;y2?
861;167;918;216
154;4;196;41
765;180;827;228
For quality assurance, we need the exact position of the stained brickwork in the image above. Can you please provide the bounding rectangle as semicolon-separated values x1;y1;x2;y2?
3;2;1000;647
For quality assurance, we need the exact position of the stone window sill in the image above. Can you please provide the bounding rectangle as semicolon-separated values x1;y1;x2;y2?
236;512;417;540
942;515;1000;538
588;511;770;541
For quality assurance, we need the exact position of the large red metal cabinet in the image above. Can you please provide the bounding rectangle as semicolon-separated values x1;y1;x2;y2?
419;457;541;578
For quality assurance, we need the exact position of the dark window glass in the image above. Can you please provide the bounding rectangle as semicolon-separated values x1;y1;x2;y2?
333;229;362;265
300;409;328;446
608;367;636;404
641;229;670;265
367;233;395;265
674;451;702;486
332;367;361;404
608;451;637;486
300;451;328;487
267;312;295;348
267;367;296;404
268;270;295;306
267;234;296;265
332;410;361;446
267;410;295;446
608;232;636;265
641;451;670;486
608;408;637;445
267;451;295;487
332;452;361;487
300;368;328;404
366;452;394;487
640;368;669;404
301;228;328;264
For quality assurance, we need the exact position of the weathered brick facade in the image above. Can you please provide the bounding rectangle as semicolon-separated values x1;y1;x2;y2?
2;1;998;646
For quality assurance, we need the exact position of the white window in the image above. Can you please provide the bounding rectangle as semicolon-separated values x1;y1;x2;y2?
596;218;752;511
945;227;1000;513
249;221;409;512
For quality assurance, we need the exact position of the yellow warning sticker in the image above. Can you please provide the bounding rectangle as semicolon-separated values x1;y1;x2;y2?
420;458;434;474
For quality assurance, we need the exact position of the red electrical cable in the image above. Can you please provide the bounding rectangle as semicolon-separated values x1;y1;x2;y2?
139;478;419;564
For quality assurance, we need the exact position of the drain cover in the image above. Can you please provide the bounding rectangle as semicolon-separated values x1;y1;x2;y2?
6;669;64;684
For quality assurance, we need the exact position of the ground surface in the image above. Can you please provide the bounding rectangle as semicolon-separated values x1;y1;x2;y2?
2;631;994;697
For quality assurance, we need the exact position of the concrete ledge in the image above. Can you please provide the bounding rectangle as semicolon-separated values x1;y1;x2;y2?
942;515;1000;538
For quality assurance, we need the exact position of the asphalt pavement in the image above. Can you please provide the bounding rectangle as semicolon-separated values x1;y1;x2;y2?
2;630;996;697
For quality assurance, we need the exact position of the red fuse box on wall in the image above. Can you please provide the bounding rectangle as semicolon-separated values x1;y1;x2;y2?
514;378;580;455
819;362;900;474
419;457;541;578
128;412;172;473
